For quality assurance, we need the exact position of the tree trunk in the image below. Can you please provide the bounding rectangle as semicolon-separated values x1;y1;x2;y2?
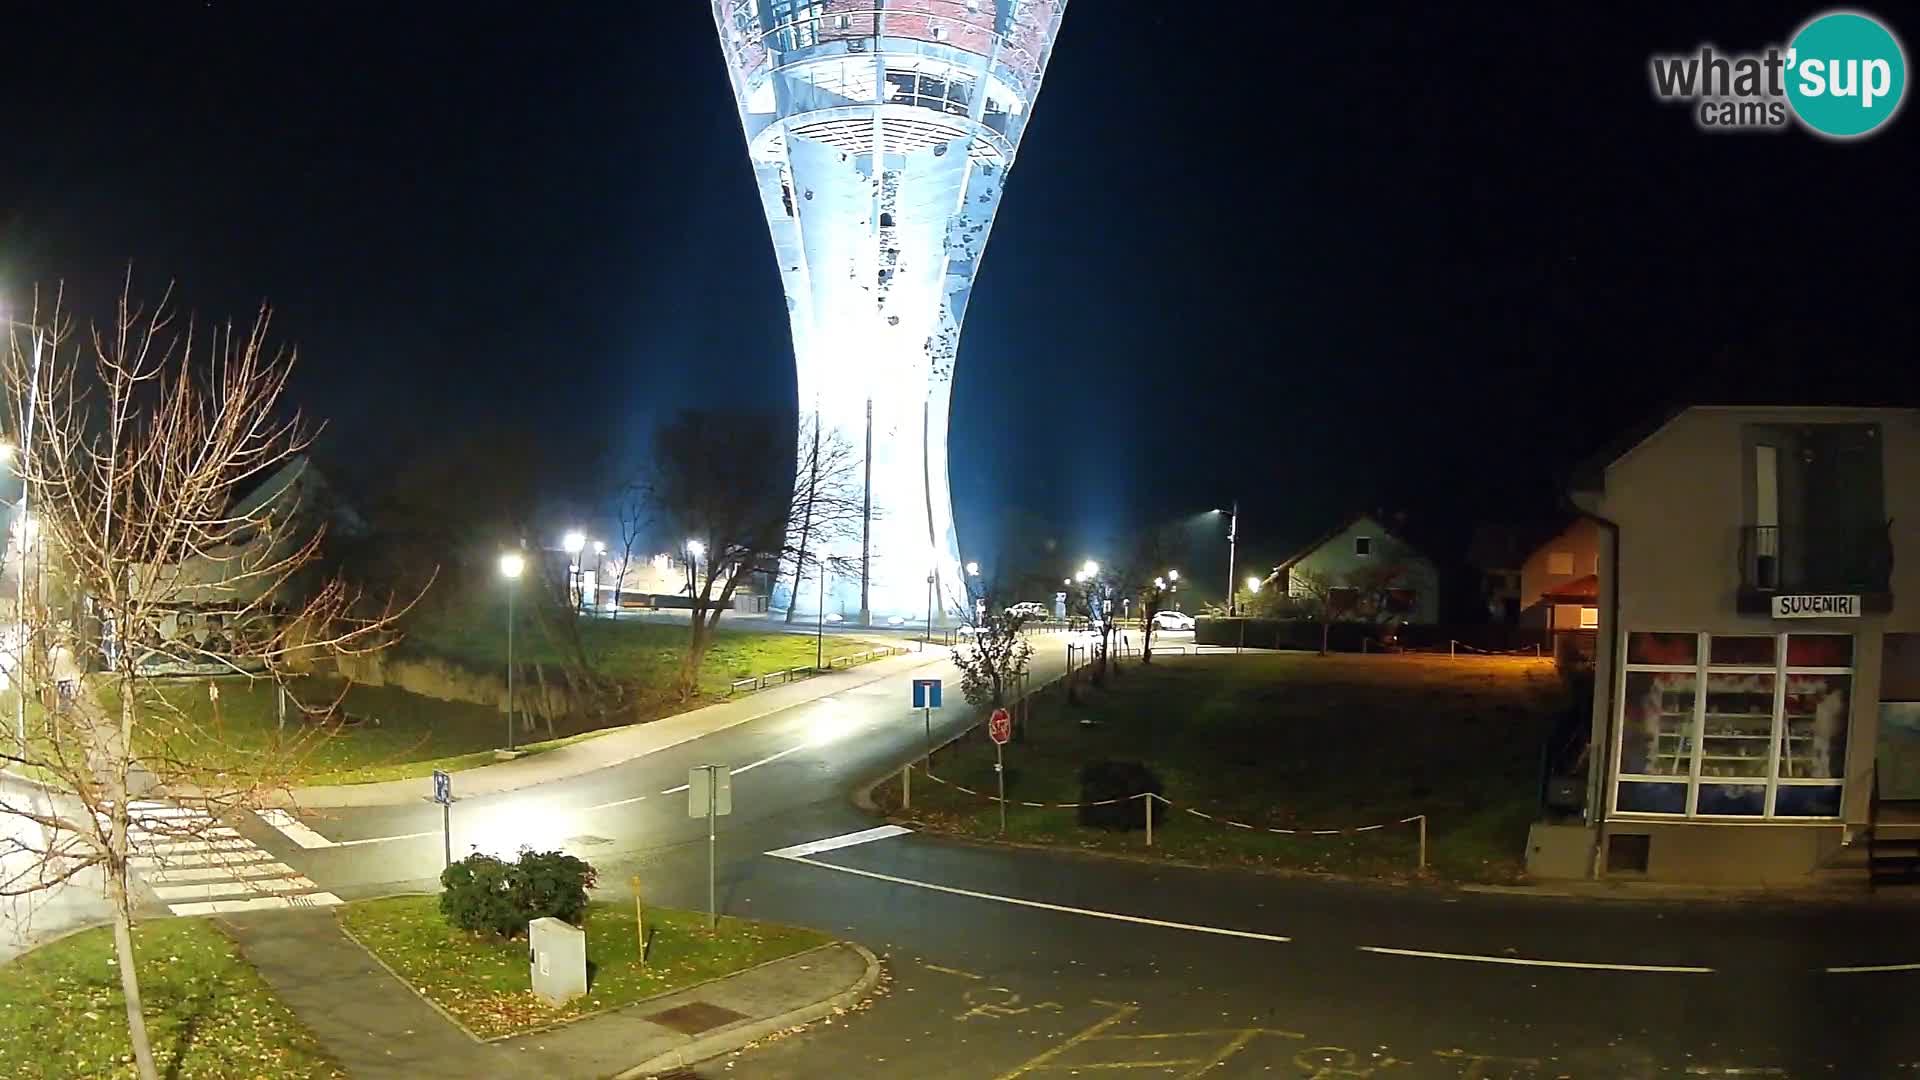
783;418;821;625
1320;617;1330;656
532;661;557;739
111;902;159;1080
110;682;159;1080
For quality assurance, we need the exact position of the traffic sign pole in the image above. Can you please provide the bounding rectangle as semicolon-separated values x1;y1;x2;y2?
996;741;1006;835
707;771;717;929
924;706;932;771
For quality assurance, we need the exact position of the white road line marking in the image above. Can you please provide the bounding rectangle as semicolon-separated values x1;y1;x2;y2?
765;825;912;859
661;783;690;795
258;809;338;849
584;794;647;811
734;742;807;775
133;850;278;870
143;862;299;885
1357;945;1712;974
771;854;1291;943
331;830;438;848
136;838;256;857
167;892;342;917
152;876;317;902
1825;961;1920;974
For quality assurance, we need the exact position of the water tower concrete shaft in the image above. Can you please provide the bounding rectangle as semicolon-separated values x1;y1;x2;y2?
711;1;1067;621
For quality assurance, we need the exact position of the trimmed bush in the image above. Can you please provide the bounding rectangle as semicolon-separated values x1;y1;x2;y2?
439;848;598;937
1077;760;1164;831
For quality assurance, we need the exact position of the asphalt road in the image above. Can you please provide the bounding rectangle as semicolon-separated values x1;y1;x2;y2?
231;631;1920;1078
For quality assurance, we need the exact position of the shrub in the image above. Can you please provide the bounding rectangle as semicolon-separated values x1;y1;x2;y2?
1077;760;1164;831
439;848;598;937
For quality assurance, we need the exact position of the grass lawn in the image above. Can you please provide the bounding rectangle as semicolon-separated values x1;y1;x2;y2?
401;602;882;697
89;677;611;787
0;918;342;1080
338;895;833;1039
877;652;1568;883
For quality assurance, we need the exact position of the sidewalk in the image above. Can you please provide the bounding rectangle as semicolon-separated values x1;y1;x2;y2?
219;908;878;1080
281;646;951;809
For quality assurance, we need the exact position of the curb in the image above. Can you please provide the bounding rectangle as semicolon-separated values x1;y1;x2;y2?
611;941;883;1080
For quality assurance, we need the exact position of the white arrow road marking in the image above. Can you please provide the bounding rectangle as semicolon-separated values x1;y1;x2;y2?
765;825;911;858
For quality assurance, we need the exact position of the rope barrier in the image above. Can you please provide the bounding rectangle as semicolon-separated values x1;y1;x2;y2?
905;763;1428;839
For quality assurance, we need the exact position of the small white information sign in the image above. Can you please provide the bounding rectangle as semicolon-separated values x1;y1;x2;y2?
1771;594;1860;619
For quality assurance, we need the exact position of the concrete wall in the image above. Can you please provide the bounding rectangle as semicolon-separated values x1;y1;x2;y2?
1285;515;1442;625
1577;407;1920;882
1519;518;1601;629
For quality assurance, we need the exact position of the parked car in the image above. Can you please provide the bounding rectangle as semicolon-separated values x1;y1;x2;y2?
1006;601;1048;619
1151;610;1196;631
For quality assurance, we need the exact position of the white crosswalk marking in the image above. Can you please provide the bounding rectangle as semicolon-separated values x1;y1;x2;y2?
121;802;340;915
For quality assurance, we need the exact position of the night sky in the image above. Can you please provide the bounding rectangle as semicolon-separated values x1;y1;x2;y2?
1;3;1912;592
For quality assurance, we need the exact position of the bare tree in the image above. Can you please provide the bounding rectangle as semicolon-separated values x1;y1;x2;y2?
608;479;645;614
768;417;860;626
0;281;409;1080
947;572;1034;715
646;409;863;699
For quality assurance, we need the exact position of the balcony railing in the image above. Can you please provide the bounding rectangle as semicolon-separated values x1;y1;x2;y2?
1740;523;1893;594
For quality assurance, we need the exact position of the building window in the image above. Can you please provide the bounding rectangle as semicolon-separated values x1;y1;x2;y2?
1614;631;1850;820
1548;551;1574;576
1354;536;1372;557
1580;606;1598;630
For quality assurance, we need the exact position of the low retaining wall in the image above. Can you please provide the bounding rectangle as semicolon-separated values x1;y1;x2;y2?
329;650;580;722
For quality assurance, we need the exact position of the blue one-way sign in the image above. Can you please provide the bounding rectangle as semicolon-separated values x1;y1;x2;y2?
912;678;943;709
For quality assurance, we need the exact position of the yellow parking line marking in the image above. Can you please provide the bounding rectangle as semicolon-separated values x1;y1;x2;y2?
992;1003;1138;1080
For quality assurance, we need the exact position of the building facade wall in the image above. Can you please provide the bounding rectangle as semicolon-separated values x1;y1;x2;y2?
1518;518;1601;629
1285;516;1441;625
1577;407;1920;882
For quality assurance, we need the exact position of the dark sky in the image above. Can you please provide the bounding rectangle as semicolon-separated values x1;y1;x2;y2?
1;3;1912;588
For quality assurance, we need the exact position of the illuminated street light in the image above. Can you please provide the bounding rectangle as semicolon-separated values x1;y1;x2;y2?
686;539;705;558
562;531;585;555
965;561;979;577
498;552;525;752
1168;569;1180;582
1154;576;1166;589
1081;560;1099;577
1247;576;1263;593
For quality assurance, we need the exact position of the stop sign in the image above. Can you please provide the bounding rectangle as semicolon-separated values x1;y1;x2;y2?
988;708;1012;745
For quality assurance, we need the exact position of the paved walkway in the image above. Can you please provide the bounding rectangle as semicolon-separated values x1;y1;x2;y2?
219;908;874;1080
219;910;529;1079
281;646;951;809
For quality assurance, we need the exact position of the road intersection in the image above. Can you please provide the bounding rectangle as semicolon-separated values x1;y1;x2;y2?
69;628;1920;1075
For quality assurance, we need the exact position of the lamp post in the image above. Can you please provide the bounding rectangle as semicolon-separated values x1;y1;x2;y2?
4;319;45;748
592;541;606;613
498;552;525;751
816;557;827;671
1215;503;1239;616
562;530;586;611
1168;568;1180;612
685;538;705;599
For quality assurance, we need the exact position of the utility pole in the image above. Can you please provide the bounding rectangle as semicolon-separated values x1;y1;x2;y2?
860;398;872;627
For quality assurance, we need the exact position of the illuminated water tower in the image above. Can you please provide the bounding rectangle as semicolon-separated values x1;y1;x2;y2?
711;1;1069;623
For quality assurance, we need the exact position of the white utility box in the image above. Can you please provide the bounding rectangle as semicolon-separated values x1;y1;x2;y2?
527;917;587;1006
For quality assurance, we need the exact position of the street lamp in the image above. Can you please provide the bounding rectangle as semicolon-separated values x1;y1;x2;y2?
592;541;606;612
685;539;705;597
965;561;979;577
1081;559;1099;578
1214;503;1240;616
1247;575;1262;593
562;531;586;611
497;551;526;752
1167;569;1180;612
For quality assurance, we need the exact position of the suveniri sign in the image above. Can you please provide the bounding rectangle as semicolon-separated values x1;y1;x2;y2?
1771;594;1861;618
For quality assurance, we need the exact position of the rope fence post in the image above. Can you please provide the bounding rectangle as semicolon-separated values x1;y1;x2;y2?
1450;639;1456;659
1417;814;1428;872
